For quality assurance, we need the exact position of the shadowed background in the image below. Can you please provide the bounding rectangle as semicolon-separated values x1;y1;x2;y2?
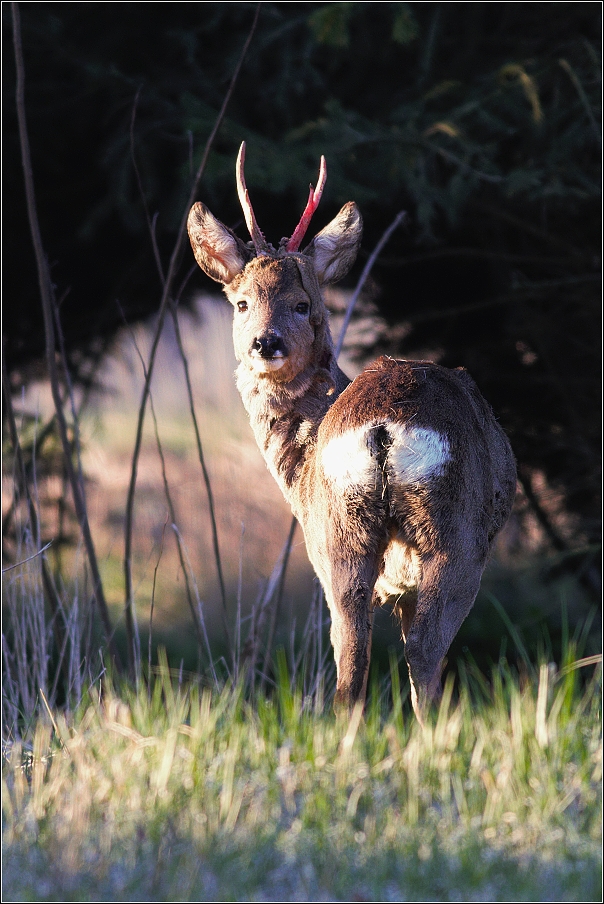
3;2;600;679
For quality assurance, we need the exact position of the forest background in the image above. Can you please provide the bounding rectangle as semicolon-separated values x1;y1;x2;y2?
2;1;601;688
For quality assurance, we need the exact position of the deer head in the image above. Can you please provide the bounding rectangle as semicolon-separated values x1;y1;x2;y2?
187;142;362;385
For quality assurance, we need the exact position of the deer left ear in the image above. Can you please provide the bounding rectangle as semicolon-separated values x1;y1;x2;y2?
304;202;363;286
188;202;252;285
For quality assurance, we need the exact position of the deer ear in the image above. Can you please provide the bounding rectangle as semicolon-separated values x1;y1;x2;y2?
187;202;252;285
304;202;363;285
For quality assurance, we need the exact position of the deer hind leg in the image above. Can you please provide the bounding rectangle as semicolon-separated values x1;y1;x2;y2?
323;553;381;712
404;554;483;723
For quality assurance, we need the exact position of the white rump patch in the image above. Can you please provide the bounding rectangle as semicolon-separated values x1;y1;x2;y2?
386;424;449;484
321;422;449;493
321;426;378;492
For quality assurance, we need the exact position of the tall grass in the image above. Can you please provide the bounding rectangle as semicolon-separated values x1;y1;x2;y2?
2;650;601;901
1;467;104;737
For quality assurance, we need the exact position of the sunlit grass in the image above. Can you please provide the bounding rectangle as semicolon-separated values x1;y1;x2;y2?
3;654;601;902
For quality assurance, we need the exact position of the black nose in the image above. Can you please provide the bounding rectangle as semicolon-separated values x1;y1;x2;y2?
252;334;286;358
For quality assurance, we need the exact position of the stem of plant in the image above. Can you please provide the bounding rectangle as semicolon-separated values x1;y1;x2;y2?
11;0;121;672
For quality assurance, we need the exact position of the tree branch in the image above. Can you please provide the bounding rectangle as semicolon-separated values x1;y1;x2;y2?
335;210;407;358
11;1;121;671
122;2;261;672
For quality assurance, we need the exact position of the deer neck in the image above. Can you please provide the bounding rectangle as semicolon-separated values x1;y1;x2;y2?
235;348;349;505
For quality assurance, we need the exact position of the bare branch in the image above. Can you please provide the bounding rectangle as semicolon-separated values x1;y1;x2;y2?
117;302;208;663
148;515;169;688
11;1;121;671
168;299;232;659
130;87;166;286
261;515;296;690
335;210;407;358
559;58;601;144
123;2;261;673
1;541;53;574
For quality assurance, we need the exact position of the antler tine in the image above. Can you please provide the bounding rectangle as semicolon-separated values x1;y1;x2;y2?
236;142;270;254
286;155;327;253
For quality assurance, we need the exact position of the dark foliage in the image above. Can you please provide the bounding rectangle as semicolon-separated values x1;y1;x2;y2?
3;3;601;573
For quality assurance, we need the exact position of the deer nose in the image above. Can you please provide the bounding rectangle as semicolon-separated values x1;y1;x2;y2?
252;334;286;358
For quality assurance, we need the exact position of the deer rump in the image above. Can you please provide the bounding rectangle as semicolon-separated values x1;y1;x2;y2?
187;144;517;721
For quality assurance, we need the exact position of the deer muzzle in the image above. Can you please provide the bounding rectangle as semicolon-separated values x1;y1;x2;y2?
249;333;288;372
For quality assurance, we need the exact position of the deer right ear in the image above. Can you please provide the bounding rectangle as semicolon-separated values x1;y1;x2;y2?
304;201;363;286
187;202;251;285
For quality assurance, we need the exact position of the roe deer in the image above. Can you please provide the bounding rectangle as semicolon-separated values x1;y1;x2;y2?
187;142;517;721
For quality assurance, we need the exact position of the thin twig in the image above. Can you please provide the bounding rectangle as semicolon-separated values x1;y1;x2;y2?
335;211;407;358
169;298;231;654
234;522;245;683
11;1;120;670
130;87;166;286
118;303;207;658
39;687;69;756
423;141;504;184
261;515;296;690
470;199;587;260
172;524;219;687
123;1;261;673
148;514;169;688
0;384;70;701
51;296;87;509
2;541;53;574
516;467;568;556
148;393;207;651
559;58;601;144
242;534;293;689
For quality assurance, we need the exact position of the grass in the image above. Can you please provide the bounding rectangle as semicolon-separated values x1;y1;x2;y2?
2;651;601;902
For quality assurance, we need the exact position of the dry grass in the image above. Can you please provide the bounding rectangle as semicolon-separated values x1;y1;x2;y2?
2;654;601;901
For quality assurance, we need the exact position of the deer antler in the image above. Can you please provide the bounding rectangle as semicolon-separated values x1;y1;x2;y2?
286;156;327;252
236;142;270;255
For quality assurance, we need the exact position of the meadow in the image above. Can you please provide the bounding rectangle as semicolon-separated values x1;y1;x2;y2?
2;646;601;902
3;294;602;902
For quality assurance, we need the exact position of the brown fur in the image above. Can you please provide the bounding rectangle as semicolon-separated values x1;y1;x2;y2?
187;180;516;722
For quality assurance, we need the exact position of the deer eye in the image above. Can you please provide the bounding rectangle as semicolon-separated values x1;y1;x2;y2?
295;302;310;315
237;300;248;313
